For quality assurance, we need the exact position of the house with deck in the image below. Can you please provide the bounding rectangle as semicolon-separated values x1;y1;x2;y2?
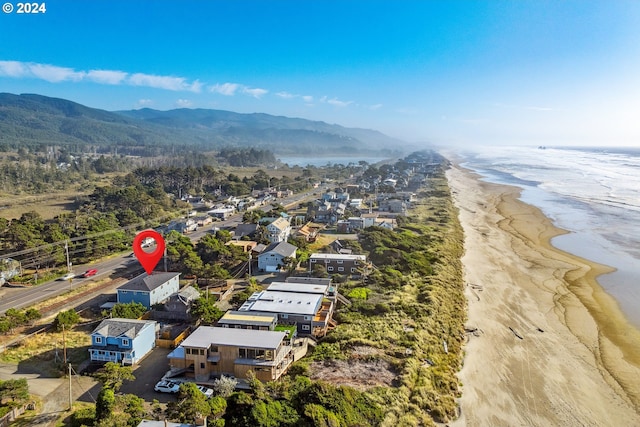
167;326;294;382
88;318;157;365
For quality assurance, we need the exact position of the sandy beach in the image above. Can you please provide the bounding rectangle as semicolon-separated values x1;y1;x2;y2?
447;164;640;427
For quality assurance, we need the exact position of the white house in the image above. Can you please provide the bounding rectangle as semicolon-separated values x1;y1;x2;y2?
266;217;292;243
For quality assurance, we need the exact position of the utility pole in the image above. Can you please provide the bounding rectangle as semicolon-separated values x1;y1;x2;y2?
65;240;71;273
68;363;72;411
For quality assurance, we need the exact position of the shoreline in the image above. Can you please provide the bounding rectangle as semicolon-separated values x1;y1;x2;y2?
447;163;640;426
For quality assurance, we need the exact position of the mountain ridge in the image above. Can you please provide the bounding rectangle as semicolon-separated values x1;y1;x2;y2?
0;93;405;156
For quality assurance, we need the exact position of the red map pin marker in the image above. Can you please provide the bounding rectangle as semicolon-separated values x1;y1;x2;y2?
133;230;166;275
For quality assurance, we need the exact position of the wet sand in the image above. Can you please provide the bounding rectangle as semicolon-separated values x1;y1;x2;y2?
447;164;640;426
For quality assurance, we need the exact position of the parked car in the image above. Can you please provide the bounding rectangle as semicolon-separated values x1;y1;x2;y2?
154;380;180;394
197;385;214;398
81;269;98;278
61;272;76;281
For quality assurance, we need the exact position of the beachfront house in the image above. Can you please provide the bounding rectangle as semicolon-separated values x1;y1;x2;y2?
167;326;294;382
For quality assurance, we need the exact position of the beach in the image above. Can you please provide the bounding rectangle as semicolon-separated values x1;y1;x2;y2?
447;164;640;426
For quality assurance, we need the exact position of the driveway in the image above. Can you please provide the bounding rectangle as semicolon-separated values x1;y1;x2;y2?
118;346;176;403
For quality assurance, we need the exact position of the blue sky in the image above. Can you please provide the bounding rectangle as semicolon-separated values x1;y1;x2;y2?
1;0;640;146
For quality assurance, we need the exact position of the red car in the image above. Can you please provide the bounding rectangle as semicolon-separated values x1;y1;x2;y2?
81;269;98;278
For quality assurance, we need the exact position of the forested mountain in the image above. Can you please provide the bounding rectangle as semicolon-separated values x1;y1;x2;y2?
0;93;403;156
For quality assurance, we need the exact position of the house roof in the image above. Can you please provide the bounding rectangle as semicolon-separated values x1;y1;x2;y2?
285;277;332;286
217;311;277;326
267;282;328;295
242;290;322;315
91;318;156;339
234;223;258;238
310;253;366;261
118;272;181;292
180;326;286;349
259;242;297;258
267;217;290;232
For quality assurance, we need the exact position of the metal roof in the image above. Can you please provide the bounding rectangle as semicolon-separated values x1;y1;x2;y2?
180;326;286;349
244;291;322;315
267;282;328;295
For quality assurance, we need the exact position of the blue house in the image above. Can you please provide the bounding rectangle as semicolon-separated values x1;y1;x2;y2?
117;272;181;309
88;318;157;365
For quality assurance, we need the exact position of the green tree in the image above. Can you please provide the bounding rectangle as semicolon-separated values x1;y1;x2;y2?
166;382;212;424
109;302;147;319
93;362;135;392
0;378;29;404
53;309;80;332
95;387;116;421
191;296;224;324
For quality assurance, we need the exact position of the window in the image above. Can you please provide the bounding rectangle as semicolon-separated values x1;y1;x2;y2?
200;362;205;369
210;345;219;352
302;325;310;331
281;314;288;319
304;316;311;320
199;349;205;356
327;266;334;272
122;339;129;346
337;260;343;264
95;337;102;344
310;259;316;263
338;267;344;272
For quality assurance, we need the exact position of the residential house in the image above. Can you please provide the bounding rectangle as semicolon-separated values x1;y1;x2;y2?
117;272;181;309
238;284;333;337
226;240;257;253
207;206;236;220
167;326;294;382
152;285;200;322
378;198;406;213
265;217;291;243
88;318;157;365
257;242;297;272
167;218;197;234
309;253;367;276
374;217;397;230
217;311;278;331
233;223;259;240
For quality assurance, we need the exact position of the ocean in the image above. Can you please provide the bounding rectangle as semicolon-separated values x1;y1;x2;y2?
458;145;640;328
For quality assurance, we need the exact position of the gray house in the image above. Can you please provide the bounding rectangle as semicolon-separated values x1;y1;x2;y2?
257;242;297;272
117;272;181;309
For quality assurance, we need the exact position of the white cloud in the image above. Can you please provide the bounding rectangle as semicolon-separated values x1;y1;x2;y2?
369;103;383;111
326;97;353;107
87;69;128;85
0;60;205;92
175;99;193;108
243;87;268;99
0;61;86;82
302;95;314;103
128;73;201;92
209;82;240;96
276;91;296;99
0;60;29;77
